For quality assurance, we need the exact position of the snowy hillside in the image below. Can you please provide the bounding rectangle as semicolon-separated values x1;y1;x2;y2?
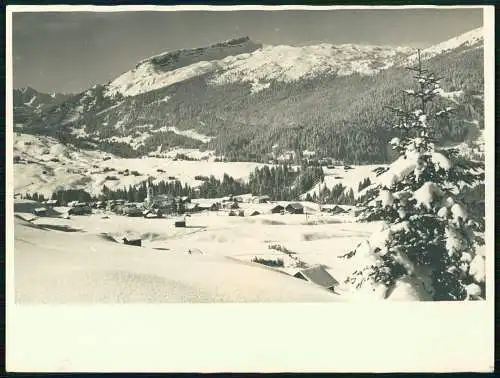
13;133;268;197
14;212;344;303
14;26;484;163
405;27;483;64
106;27;482;98
107;40;413;97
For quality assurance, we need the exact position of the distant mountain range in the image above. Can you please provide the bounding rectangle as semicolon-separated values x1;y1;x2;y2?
13;27;484;164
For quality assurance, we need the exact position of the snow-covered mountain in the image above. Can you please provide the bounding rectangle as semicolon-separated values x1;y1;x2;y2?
14;26;485;163
406;27;483;64
106;37;414;97
13;86;74;126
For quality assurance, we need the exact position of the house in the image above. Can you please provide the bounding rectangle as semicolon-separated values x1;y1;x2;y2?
174;217;186;227
193;199;220;212
145;194;176;214
33;207;47;216
248;210;261;216
285;203;304;214
293;265;339;292
68;203;92;215
302;150;316;158
122;237;142;247
45;199;59;206
233;194;254;203
321;205;347;215
252;195;270;204
143;208;163;218
184;203;202;214
223;201;239;210
277;150;296;163
122;203;144;217
270;204;285;214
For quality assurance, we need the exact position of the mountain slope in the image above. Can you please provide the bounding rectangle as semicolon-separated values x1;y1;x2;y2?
13;87;74;126
15;27;484;164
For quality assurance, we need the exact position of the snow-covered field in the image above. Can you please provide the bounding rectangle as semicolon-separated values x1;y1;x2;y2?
302;164;384;199
13;133;269;197
13;199;383;303
13;133;376;199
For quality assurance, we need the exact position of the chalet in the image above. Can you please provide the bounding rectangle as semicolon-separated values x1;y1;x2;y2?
252;195;270;204
302;150;316;158
285;203;304;214
122;203;144;217
223;201;239;210
33;207;48;216
233;194;253;203
184;203;202;214
270;204;285;214
293;265;339;292
321;205;348;215
193;199;221;212
277;150;296;163
95;201;106;209
68;203;92;215
143;208;163;218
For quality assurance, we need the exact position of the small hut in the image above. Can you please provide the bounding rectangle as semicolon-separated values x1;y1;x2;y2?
122;237;142;247
174;216;187;227
293;265;339;292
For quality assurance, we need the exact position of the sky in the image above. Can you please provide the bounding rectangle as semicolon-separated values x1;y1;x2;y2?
11;8;483;93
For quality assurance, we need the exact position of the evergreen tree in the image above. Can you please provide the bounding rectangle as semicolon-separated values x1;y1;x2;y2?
342;50;485;301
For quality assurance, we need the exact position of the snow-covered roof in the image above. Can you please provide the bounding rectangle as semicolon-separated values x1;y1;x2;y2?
294;265;339;289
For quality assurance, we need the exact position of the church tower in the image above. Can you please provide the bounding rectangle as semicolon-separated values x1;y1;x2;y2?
146;178;154;206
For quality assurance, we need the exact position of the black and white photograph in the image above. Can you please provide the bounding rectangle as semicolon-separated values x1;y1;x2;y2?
6;4;494;373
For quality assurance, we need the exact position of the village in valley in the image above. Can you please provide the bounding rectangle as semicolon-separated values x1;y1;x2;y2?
12;8;487;303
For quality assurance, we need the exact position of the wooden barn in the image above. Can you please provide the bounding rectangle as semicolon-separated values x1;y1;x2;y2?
293;265;339;292
270;204;285;214
285;203;304;214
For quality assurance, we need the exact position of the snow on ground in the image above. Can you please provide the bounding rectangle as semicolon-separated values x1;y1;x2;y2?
437;88;464;104
13;133;269;197
106;43;412;97
14;133;382;201
301;165;383;199
211;44;412;93
163;126;214;143
405;27;483;64
152;148;217;160
14;203;356;303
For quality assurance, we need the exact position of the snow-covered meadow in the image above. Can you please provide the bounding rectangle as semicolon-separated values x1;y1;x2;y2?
14;198;382;303
13;133;377;198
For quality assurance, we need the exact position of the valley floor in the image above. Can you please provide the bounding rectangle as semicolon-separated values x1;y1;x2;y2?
13;200;383;303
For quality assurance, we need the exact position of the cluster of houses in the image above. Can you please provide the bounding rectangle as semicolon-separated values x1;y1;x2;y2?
268;145;346;166
35;190;350;220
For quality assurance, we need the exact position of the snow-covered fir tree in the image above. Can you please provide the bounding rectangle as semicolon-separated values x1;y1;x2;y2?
341;50;485;301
